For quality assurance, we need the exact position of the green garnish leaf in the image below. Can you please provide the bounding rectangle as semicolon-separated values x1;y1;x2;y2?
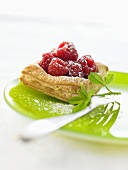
68;72;121;112
88;72;104;85
80;83;88;95
68;84;93;112
89;72;121;96
72;100;87;113
104;74;114;85
68;96;83;104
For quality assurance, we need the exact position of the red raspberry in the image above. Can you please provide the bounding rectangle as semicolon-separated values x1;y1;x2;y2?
77;56;90;76
67;61;84;78
58;42;67;48
78;55;97;77
83;55;97;72
48;58;68;76
50;48;57;57
39;53;54;72
56;42;78;61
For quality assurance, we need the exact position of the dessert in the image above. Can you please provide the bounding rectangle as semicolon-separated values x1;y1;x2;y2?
20;42;108;101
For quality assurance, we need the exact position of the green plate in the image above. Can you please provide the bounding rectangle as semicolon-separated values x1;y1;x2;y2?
4;71;128;145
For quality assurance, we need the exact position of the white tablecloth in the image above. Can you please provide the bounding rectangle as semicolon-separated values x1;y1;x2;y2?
1;15;128;170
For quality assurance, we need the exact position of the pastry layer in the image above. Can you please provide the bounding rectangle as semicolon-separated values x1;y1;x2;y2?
20;62;108;101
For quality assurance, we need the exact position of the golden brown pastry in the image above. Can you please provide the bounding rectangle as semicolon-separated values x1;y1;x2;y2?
20;62;108;101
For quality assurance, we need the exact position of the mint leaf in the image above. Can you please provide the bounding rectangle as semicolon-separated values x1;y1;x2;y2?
68;84;93;112
72;99;91;113
80;83;88;95
68;72;121;113
104;74;114;85
89;72;121;96
68;96;83;104
88;72;104;85
72;100;85;112
78;89;88;99
87;89;94;99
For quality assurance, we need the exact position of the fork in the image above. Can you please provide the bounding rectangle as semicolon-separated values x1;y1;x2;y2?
84;101;120;137
20;96;115;141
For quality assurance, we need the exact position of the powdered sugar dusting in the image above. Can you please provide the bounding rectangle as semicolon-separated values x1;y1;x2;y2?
61;74;86;83
48;102;73;115
34;98;73;115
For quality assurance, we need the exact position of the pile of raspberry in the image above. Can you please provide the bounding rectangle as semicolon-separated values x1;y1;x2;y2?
39;42;97;78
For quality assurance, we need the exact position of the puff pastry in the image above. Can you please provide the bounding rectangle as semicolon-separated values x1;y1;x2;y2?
20;62;108;101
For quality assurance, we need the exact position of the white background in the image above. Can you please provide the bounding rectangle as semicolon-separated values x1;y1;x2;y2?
1;1;128;170
1;0;128;28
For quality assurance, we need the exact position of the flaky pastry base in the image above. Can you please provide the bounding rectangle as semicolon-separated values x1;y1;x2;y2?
20;62;108;101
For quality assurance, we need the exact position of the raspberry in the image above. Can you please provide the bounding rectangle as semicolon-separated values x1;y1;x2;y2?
67;61;84;78
48;58;68;76
78;55;97;77
50;48;57;57
56;42;78;61
58;42;67;48
77;56;90;76
39;53;54;72
84;55;97;72
84;55;93;67
39;42;97;79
